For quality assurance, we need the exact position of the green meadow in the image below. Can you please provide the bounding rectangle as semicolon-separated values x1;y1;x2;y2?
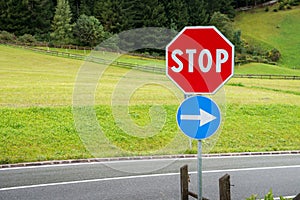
234;5;300;69
0;43;299;164
235;63;300;75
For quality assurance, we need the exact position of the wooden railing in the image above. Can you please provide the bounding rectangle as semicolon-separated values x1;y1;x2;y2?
2;42;299;80
234;74;300;80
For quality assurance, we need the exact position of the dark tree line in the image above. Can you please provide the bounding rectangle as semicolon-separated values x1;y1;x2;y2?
0;0;284;63
0;0;260;38
0;0;55;37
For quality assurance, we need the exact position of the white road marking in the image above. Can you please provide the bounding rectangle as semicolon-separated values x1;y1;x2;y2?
1;154;299;171
192;164;300;174
0;173;179;191
1;165;299;192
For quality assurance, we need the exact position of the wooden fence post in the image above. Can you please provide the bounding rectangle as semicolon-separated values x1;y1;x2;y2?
219;174;231;200
180;165;189;200
180;165;209;200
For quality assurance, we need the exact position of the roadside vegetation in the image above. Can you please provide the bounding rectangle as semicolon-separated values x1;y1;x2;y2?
0;45;299;164
235;3;300;69
1;0;300;165
3;1;300;67
246;189;293;200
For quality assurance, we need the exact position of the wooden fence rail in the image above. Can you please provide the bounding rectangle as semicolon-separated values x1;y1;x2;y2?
234;74;300;80
2;43;300;80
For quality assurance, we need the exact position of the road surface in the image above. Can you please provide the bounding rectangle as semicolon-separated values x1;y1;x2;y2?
0;154;299;200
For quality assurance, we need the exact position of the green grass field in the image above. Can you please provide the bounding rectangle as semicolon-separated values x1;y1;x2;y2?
234;5;300;69
235;63;300;75
0;44;299;164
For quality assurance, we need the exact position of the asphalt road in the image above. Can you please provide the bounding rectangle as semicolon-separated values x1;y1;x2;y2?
0;154;299;200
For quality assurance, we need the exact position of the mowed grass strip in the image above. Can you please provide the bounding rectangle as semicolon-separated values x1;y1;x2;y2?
1;104;299;164
0;45;299;164
235;63;300;76
214;104;300;153
227;78;300;105
0;45;82;107
0;107;91;164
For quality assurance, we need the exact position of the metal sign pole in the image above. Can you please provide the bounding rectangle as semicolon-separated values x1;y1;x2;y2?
176;96;221;200
197;140;202;200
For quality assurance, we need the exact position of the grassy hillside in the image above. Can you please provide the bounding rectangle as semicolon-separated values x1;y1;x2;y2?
0;45;299;164
234;5;300;69
235;63;300;75
0;45;82;107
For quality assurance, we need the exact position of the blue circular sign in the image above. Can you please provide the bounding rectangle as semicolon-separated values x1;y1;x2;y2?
176;96;221;140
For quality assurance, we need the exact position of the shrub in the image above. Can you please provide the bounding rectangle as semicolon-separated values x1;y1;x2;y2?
17;34;37;44
34;33;51;42
278;2;285;10
143;52;150;56
267;48;281;62
233;30;243;53
273;8;278;12
151;52;160;57
73;14;105;47
0;31;16;42
265;7;269;12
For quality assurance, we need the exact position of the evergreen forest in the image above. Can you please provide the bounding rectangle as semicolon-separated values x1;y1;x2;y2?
1;0;299;64
0;0;273;44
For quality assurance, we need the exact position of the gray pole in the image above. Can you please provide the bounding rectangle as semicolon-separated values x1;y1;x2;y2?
197;140;202;200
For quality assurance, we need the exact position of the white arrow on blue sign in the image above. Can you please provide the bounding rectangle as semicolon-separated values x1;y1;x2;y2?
176;95;221;140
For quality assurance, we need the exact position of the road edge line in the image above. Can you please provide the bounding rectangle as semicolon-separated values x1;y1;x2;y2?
1;150;299;169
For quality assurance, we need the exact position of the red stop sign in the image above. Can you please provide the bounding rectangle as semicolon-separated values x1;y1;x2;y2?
166;26;234;94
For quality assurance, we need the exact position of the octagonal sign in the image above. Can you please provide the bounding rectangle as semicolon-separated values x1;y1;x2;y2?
166;26;234;94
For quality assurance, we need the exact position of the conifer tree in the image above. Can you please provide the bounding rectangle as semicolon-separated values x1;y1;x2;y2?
94;0;125;33
51;0;73;44
164;0;189;30
209;12;234;41
122;0;166;29
73;14;105;46
185;0;209;26
0;0;53;36
205;0;235;19
29;0;54;37
0;0;29;35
